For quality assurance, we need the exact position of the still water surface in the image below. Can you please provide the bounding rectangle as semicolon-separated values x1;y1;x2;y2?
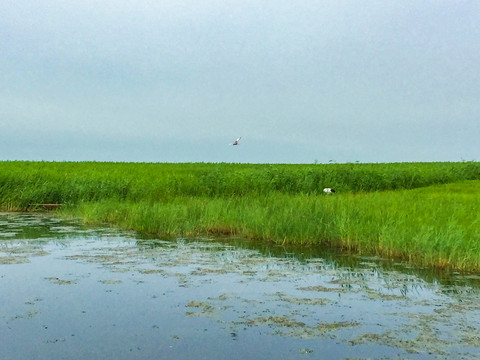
1;213;480;359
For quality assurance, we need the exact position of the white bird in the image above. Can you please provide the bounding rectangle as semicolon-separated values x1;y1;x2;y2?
323;188;336;194
232;137;241;145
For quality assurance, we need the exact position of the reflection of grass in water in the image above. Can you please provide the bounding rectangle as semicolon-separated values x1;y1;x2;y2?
364;289;407;301
0;239;50;264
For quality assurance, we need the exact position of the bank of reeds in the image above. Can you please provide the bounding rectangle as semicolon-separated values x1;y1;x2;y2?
68;181;480;271
1;161;480;205
1;161;479;271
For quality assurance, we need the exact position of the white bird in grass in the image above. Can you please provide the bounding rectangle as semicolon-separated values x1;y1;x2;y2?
323;188;336;194
232;137;241;145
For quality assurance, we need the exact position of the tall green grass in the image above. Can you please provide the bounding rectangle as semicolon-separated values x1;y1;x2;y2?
1;161;479;207
1;161;479;271
67;182;480;271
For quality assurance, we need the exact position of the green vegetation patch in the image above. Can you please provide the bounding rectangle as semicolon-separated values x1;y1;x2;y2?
1;161;479;271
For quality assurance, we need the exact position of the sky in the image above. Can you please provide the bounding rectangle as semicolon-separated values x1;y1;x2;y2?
1;0;479;163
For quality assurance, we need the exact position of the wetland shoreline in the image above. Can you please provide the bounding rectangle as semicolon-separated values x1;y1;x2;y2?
1;161;479;272
1;212;480;359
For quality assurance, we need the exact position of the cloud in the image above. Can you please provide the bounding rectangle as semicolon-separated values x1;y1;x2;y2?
1;0;479;162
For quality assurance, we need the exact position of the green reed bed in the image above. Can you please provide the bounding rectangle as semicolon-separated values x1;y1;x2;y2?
66;181;480;271
1;161;480;206
1;161;480;271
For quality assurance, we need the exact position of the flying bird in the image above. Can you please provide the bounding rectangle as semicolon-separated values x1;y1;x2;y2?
232;137;241;145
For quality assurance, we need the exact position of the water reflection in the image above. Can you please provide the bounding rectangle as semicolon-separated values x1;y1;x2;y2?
137;232;480;291
1;213;480;360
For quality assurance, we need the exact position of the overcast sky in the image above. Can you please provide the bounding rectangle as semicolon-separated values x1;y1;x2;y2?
1;0;479;163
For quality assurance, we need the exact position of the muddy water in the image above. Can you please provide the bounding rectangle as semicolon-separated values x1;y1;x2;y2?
1;213;480;360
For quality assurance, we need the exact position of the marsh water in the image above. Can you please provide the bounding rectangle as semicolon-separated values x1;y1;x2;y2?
1;213;480;359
